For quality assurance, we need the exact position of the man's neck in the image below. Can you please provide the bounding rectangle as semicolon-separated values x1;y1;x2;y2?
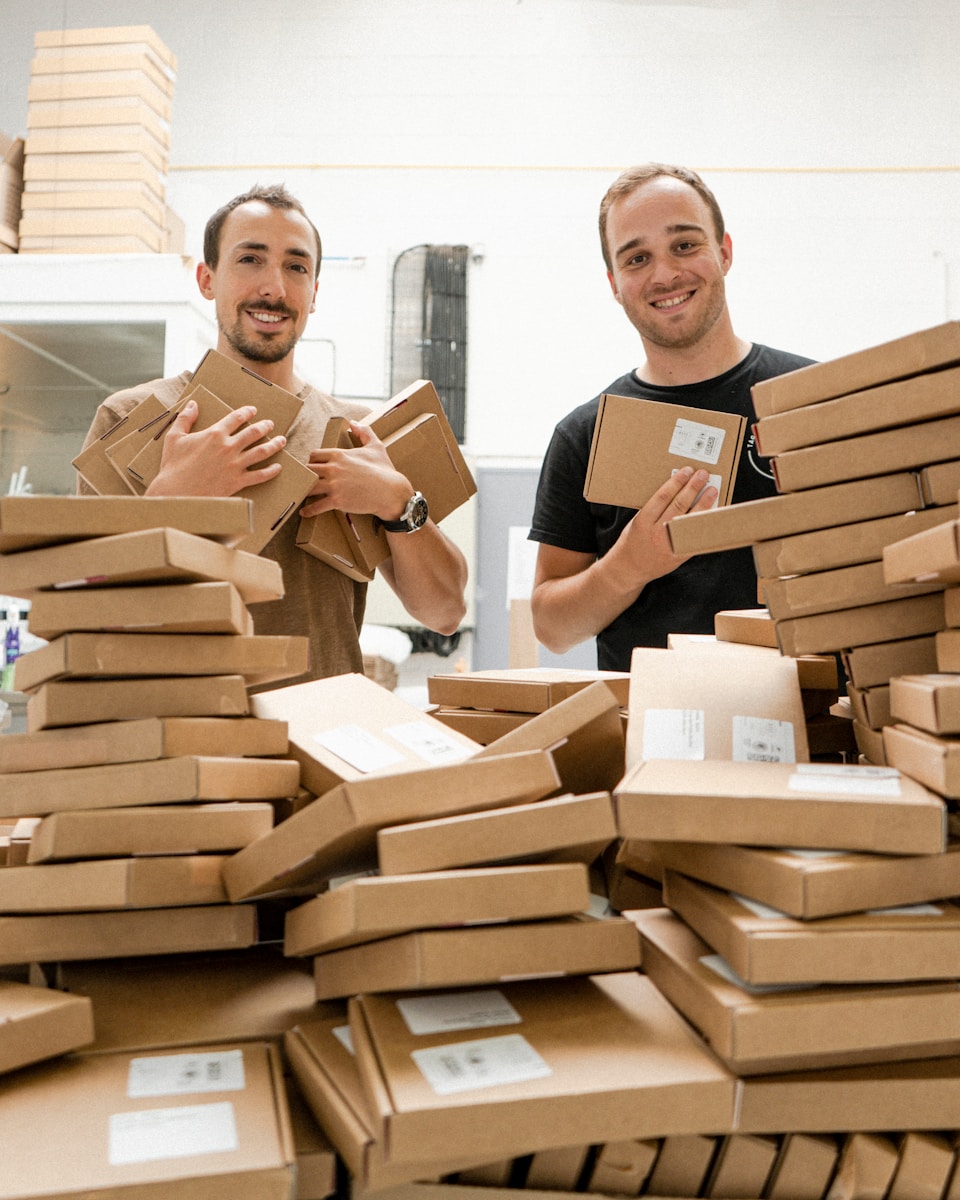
215;340;302;394
636;332;752;388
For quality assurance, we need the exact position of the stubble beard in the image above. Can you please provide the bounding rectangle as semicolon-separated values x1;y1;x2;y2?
633;280;727;352
220;310;300;365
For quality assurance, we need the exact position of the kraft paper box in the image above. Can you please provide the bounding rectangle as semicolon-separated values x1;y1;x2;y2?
0;903;257;966
584;393;746;509
663;867;960;985
753;505;957;579
889;672;960;734
376;791;617;877
887;1132;956;1199
0;1041;296;1200
54;947;316;1055
750;321;960;418
774;591;947;657
0;717;174;775
635;838;960;920
853;718;887;764
73;391;168;495
0;526;283;602
250;673;480;798
283;1075;338;1200
0;494;253;553
27;580;255;639
284;863;591;956
525;1146;591;1191
667;471;923;557
614;759;947;855
713;608;777;648
0;755;300;821
919;458;960;505
626;645;809;772
667;635;839;690
753;362;960;457
0;980;93;1075
883;516;960;586
427;668;629;714
222;749;560;902
27;675;251;731
584;1139;659;1194
27;802;275;863
763;559;940;623
0;855;229;912
842;635;939;689
882;722;960;799
845;683;891;731
347;972;736;1166
311;915;642;1000
646;1137;719;1197
429;708;530;743
764;1134;839;1200
702;1135;779;1198
633;907;960;1078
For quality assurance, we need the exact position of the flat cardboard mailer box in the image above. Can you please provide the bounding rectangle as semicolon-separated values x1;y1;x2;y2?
646;1136;719;1197
249;672;480;798
428;707;530;743
52;946;316;1056
26;580;255;639
882;722;960;800
938;629;960;673
884;1132;957;1199
842;634;939;690
0;716;175;775
629;837;960;920
427;668;630;714
713;608;777;648
853;717;887;765
0;494;253;552
74;391;169;495
883;515;960;587
667;470;923;557
27;801;274;863
0;1041;297;1200
774;591;947;657
753;362;960;457
763;1133;840;1200
889;672;960;734
626;645;809;772
771;412;960;494
0;903;257;966
666;634;839;690
347;972;736;1166
585;1139;659;1195
376;791;617;877
763;559;941;623
583;392;746;509
311;914;642;1000
0;754;300;821
919;458;960;505
750;321;960;418
663;867;960;985
844;683;891;731
753;505;958;579
27;674;251;731
631;907;960;1077
0;980;93;1075
0;526;283;602
284;862;591;956
222;749;560;902
282;1074;338;1200
701;1135;780;1198
14;631;309;692
614;758;947;855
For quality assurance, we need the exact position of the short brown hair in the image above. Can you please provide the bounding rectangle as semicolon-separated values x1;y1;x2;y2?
599;163;725;273
203;184;322;279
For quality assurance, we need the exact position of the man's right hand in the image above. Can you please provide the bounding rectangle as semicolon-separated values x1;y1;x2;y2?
143;399;287;497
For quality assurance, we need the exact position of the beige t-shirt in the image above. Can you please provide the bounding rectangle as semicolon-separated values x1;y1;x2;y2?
77;372;373;689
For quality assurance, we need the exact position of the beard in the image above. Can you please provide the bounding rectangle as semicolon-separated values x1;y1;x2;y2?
628;279;727;352
219;306;301;364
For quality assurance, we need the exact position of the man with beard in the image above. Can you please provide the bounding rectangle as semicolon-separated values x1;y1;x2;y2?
78;185;467;685
528;163;813;671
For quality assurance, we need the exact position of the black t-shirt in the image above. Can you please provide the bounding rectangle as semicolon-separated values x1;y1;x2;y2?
529;344;816;670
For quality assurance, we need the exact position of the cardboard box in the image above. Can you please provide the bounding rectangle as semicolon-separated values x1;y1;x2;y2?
0;980;94;1074
771;412;960;493
750;322;960;417
702;1134;778;1198
890;672;960;734
753;505;958;580
667;471;923;557
15;632;309;692
764;1133;839;1200
713;608;777;648
853;717;887;764
828;1134;899;1198
0;855;229;912
27;675;251;731
428;708;530;743
764;559;941;622
0;903;257;966
584;393;746;509
883;516;960;587
629;837;960;919
155;716;290;759
284;863;591;956
0;1040;297;1199
376;791;617;877
646;1136;718;1197
249;673;480;798
919;458;960;505
0;132;24;251
583;1139;659;1195
0;755;300;821
845;682;891;731
427;668;630;714
348;972;735;1167
883;722;960;799
625;645;809;771
27;70;173;117
634;907;960;1076
312;914;642;1000
888;1132;956;1199
283;1074;338;1200
614;758;947;855
668;634;839;690
663;867;960;985
0;526;283;602
27;802;274;863
774;591;947;657
842;635;939;689
73;392;169;494
222;749;559;902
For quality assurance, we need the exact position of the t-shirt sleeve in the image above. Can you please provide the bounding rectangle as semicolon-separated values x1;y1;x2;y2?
528;420;600;556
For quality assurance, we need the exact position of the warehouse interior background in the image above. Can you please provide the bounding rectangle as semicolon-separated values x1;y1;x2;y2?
0;0;958;674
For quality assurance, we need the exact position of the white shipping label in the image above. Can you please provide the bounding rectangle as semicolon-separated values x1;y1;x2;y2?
312;724;405;772
385;720;475;765
108;1101;238;1166
412;1033;551;1095
642;708;705;760
669;418;726;465
127;1050;245;1098
733;716;796;764
397;989;522;1035
789;762;902;796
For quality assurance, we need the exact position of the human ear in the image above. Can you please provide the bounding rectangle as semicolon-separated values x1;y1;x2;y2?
196;261;216;300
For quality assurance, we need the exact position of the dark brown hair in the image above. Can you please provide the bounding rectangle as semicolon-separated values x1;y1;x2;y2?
203;184;322;279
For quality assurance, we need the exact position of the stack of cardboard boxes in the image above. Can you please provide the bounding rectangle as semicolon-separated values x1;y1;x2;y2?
18;25;180;254
0;130;24;253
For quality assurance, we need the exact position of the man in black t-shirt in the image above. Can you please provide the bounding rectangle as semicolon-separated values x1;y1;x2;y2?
528;163;814;670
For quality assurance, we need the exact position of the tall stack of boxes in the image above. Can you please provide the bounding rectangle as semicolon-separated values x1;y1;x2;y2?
19;25;179;254
0;131;24;253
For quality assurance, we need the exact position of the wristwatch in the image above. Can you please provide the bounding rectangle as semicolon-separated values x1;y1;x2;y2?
378;490;429;533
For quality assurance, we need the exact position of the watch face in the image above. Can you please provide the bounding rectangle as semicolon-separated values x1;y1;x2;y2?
409;493;429;528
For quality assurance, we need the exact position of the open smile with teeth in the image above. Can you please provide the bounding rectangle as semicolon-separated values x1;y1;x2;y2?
247;309;288;325
652;291;694;310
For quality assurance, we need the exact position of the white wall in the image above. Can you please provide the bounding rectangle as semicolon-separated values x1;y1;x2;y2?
1;0;959;463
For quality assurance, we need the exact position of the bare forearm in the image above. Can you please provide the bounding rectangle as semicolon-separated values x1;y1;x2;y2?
380;523;468;635
532;550;647;654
